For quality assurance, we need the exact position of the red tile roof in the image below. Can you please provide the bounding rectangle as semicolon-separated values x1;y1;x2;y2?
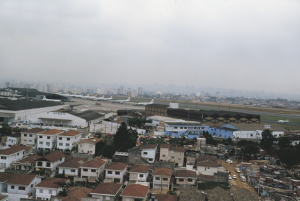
91;183;122;195
105;162;127;171
22;128;45;133
78;138;102;144
160;144;170;148
57;187;93;201
36;178;69;188
153;194;179;201
39;129;64;135
59;130;82;136
58;157;87;168
80;159;106;168
17;155;42;164
198;173;214;181
11;145;32;152
6;174;37;185
121;184;149;198
153;167;172;176
0;172;13;182
138;144;158;149
0;145;26;155
169;145;186;152
175;170;196;178
129;165;149;173
37;151;66;162
197;160;219;168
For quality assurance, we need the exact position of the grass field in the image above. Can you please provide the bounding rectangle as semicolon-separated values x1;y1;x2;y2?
261;115;300;124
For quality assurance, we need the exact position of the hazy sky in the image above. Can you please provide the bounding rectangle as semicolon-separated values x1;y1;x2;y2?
1;0;300;95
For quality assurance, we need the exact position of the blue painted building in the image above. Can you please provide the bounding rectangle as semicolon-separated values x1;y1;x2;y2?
165;121;209;139
208;124;238;139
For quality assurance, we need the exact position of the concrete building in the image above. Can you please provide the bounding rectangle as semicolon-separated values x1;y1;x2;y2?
0;146;29;170
79;159;106;180
57;130;82;151
78;138;102;154
175;170;197;186
35;151;66;171
35;178;69;200
159;145;185;167
129;165;150;183
138;144;158;164
165;121;209;139
57;157;87;179
152;167;172;190
104;162;128;184
20;128;44;146
37;129;64;150
196;155;219;176
11;155;42;173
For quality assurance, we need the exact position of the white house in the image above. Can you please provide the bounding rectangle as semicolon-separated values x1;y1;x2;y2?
57;130;82;151
0;145;29;170
37;129;64;150
175;170;197;185
6;173;42;199
0;134;21;150
104;162;128;184
0;172;13;193
90;183;122;201
80;159;106;180
20;128;44;146
196;155;219;176
35;178;69;200
57;157;87;179
138;144;158;163
152;167;172;190
35;151;66;171
78;138;102;154
129;165;150;183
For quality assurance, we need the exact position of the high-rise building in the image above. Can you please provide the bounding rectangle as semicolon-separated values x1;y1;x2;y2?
138;87;143;95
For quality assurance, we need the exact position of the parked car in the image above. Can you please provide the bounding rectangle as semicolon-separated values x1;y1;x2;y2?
234;167;241;173
226;159;233;164
239;173;243;178
228;175;232;180
240;176;246;182
232;175;236;179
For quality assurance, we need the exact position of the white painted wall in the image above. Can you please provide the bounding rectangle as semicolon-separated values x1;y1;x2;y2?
37;133;62;149
58;167;79;177
0;149;25;169
36;157;65;171
57;134;82;150
197;166;218;176
140;147;157;163
36;187;58;200
21;133;37;146
78;143;96;154
7;176;41;195
105;168;127;183
80;165;106;179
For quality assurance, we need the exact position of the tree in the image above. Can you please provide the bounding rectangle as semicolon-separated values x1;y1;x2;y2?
260;129;275;151
241;143;260;161
56;181;69;196
103;145;117;158
0;123;12;136
278;147;298;168
113;122;138;151
278;136;291;149
144;138;165;145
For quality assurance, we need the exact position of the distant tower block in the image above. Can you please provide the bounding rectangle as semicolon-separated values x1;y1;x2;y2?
196;92;201;97
215;91;220;99
5;82;9;88
138;87;143;95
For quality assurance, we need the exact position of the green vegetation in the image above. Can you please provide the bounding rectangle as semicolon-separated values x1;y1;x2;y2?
261;115;300;124
143;138;166;145
113;122;138;152
198;182;230;190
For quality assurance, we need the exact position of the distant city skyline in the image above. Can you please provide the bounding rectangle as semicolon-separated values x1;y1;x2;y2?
1;79;299;101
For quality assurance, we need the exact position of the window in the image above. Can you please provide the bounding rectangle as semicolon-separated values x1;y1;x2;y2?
59;143;63;146
184;127;187;129
179;179;184;182
155;177;160;180
91;169;96;172
115;171;120;175
46;142;50;146
39;141;43;144
80;145;83;147
31;184;33;188
11;185;15;189
49;190;52;194
148;158;153;161
59;137;62;140
1;156;6;159
83;169;88;172
47;136;50;139
188;178;193;182
180;127;183;129
139;174;143;178
29;134;32;137
46;162;51;167
29;140;32;142
37;162;42;166
71;169;76;172
171;156;175;159
178;158;181;160
67;138;70;141
39;189;43;193
162;155;166;157
19;186;25;190
107;171;112;174
39;136;42;138
66;143;70;146
174;127;177;129
105;197;110;200
24;134;27;137
250;134;253;137
163;178;168;181
17;153;19;156
143;152;148;155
